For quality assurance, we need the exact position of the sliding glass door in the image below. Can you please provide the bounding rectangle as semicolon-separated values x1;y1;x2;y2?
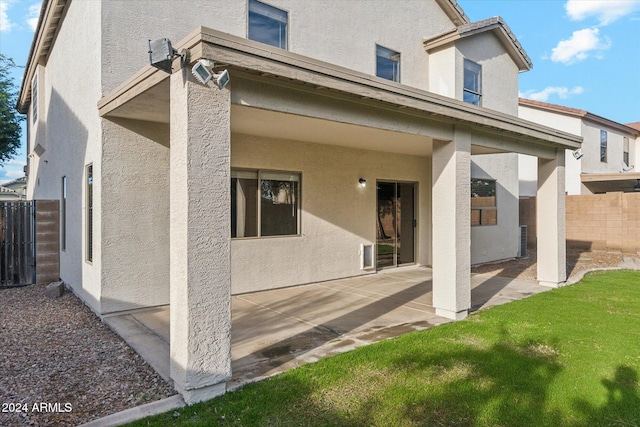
376;182;416;269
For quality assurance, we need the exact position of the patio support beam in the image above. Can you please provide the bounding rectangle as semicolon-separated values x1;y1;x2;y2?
169;69;232;403
431;127;471;320
536;150;567;287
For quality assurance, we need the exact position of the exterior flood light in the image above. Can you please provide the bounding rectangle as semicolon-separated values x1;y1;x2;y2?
191;60;230;89
148;38;183;74
191;61;212;85
572;149;583;160
359;178;367;187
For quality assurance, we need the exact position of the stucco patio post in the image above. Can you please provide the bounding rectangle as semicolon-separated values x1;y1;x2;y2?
537;150;567;287
431;127;471;320
169;70;232;403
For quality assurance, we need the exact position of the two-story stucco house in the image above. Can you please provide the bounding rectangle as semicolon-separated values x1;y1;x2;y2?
17;0;580;402
518;98;640;196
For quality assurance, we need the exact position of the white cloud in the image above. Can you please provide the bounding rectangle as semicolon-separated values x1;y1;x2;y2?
4;169;25;179
566;0;640;25
0;0;16;32
27;3;41;31
550;28;610;64
520;86;585;102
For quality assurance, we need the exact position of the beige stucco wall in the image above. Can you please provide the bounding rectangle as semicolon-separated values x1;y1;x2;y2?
470;153;520;264
101;0;456;93
519;105;638;195
580;121;633;176
99;120;170;313
27;0;103;312
456;32;520;116
428;45;456;99
231;134;432;294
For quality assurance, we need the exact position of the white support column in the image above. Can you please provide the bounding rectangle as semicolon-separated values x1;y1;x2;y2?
170;70;231;403
537;150;567;287
431;127;471;320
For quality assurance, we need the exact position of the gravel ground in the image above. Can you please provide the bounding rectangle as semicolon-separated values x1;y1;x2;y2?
0;284;175;427
471;247;628;280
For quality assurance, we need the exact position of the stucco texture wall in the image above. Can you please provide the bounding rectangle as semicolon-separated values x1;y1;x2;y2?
457;32;520;116
28;0;103;312
470;153;520;264
99;120;170;313
101;0;456;93
231;134;432;294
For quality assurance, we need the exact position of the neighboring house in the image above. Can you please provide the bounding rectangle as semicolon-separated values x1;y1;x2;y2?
17;0;579;402
518;99;640;196
0;177;27;201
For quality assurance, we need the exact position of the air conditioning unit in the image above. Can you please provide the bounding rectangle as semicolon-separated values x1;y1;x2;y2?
518;225;527;258
361;244;374;269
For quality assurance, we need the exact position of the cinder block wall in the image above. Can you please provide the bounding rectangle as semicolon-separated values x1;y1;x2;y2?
35;200;60;284
521;193;640;254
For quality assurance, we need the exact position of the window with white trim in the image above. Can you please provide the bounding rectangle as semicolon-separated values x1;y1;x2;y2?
463;59;482;106
61;176;67;251
623;137;630;166
231;170;300;237
86;165;93;262
600;130;607;163
31;74;38;123
376;45;400;82
471;178;497;226
248;0;288;49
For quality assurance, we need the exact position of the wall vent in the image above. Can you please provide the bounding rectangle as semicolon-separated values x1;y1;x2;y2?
361;244;374;269
518;225;528;258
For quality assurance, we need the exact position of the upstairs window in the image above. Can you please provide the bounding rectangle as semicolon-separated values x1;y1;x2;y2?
86;164;93;262
463;59;482;106
31;74;38;123
600;130;608;163
376;45;400;82
248;0;288;49
623;137;630;166
471;178;497;226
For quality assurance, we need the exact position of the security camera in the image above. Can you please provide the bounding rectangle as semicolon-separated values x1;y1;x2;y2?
572;149;583;160
191;61;212;85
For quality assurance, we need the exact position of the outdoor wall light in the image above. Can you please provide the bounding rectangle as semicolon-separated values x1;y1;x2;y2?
572;149;584;160
191;60;230;89
359;178;367;187
148;38;185;74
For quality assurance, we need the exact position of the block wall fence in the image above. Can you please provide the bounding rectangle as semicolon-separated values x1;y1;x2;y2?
520;193;640;254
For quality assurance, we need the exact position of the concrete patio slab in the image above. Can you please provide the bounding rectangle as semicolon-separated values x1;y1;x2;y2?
104;268;549;392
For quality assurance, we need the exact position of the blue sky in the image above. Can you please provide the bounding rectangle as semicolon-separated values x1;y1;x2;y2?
0;0;639;182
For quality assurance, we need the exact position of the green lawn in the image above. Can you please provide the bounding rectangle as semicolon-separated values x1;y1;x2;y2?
131;270;640;426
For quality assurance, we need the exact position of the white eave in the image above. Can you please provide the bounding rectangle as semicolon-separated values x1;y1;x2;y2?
16;0;68;114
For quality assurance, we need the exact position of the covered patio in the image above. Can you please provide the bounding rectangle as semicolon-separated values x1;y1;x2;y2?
97;27;580;402
105;268;549;390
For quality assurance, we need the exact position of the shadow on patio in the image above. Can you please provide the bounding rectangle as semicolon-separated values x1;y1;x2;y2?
104;267;548;390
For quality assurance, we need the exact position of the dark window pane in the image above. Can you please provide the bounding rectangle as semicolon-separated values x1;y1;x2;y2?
261;178;298;236
87;165;93;261
376;45;400;82
463;59;481;106
463;91;481;106
248;0;287;49
600;130;607;162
